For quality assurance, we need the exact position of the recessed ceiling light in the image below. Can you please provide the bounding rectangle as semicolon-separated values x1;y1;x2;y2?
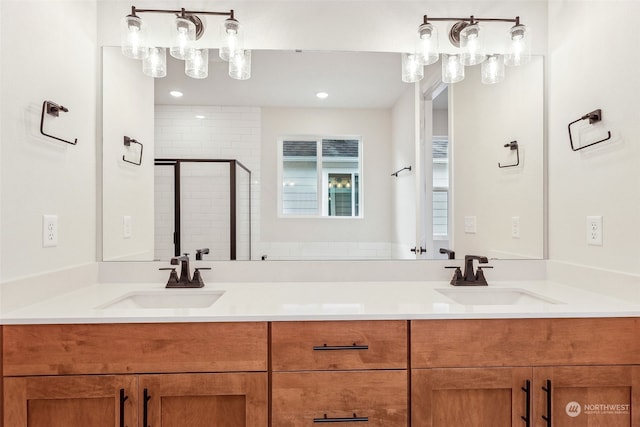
316;91;329;99
195;115;205;119
169;90;183;97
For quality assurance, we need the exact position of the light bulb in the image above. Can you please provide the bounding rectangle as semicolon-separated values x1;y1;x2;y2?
460;23;486;66
401;53;424;83
418;23;439;66
505;24;531;66
121;15;149;59
170;16;196;60
219;18;241;61
442;54;465;84
142;47;167;78
229;49;251;80
186;49;209;79
481;54;505;84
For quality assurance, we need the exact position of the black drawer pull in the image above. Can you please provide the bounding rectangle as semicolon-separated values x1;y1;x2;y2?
313;413;369;423
313;343;369;351
541;379;552;426
119;388;128;427
143;388;151;427
521;379;531;426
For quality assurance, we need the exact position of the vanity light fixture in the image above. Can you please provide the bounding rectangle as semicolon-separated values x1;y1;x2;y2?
404;14;531;84
316;92;329;99
121;6;251;80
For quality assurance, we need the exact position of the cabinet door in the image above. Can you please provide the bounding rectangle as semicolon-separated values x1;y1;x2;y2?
272;370;407;426
4;375;137;427
412;367;532;427
139;372;267;427
533;365;640;427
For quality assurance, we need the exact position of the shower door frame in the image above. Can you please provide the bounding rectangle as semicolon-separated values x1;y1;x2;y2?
154;158;252;260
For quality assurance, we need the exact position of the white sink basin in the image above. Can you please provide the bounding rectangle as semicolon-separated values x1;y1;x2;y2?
98;290;225;310
435;288;562;306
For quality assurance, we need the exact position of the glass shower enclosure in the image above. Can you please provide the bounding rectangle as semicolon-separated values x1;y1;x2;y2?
154;159;251;261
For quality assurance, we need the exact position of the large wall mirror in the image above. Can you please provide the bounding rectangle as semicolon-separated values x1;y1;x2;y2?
102;47;543;262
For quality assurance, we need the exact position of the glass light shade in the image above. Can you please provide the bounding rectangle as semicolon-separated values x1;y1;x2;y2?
121;15;149;59
229;49;251;80
185;49;209;79
142;47;167;78
442;54;465;84
170;17;196;60
505;24;531;66
418;23;439;66
481;54;505;84
401;53;424;83
219;18;241;61
460;23;486;66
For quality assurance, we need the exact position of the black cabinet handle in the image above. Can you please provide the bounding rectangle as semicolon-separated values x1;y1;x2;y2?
119;389;128;427
520;380;530;426
313;343;369;351
541;379;552;426
143;388;151;427
313;413;369;423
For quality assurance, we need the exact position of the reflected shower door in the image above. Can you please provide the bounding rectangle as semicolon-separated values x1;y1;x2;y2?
154;159;251;261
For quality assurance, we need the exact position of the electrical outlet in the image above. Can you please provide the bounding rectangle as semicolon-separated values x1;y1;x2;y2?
587;216;603;246
511;216;520;238
123;215;132;239
464;216;477;234
42;215;58;247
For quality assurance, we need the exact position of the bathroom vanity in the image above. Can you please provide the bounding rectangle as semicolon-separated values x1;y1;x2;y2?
1;276;639;427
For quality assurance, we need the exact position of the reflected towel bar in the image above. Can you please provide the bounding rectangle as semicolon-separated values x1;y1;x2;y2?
391;166;411;177
123;136;143;166
498;140;519;168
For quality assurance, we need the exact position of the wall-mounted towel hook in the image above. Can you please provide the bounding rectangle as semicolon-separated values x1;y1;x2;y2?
568;109;611;151
39;100;77;145
123;136;143;166
498;140;519;168
391;166;412;177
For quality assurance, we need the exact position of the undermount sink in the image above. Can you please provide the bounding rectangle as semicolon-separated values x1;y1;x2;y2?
98;290;225;310
435;288;562;306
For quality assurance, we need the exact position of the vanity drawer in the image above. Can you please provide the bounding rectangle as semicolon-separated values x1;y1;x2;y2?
272;370;407;426
3;322;268;376
411;318;640;368
271;320;407;371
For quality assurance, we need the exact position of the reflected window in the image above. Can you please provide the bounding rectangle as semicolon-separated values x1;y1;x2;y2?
432;136;449;238
280;137;362;217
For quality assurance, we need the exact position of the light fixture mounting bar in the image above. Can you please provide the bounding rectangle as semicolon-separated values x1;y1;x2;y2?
422;15;520;25
130;6;234;19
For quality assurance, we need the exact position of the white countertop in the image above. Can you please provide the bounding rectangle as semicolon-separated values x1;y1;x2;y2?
2;280;639;324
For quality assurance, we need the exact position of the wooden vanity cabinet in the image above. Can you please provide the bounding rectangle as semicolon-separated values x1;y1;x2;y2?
2;322;269;427
271;320;409;426
411;318;640;427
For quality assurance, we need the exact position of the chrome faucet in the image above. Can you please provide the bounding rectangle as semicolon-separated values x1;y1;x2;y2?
445;255;492;286
160;253;211;288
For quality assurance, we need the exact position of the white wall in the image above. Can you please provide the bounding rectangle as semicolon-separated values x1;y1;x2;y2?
261;107;393;259
391;86;417;258
97;1;548;55
0;0;97;281
102;48;155;261
452;56;544;259
547;1;640;273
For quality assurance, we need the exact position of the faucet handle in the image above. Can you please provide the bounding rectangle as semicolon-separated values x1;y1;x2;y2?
475;266;493;285
445;266;464;286
159;267;180;286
